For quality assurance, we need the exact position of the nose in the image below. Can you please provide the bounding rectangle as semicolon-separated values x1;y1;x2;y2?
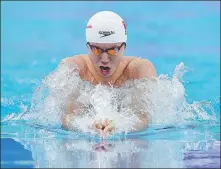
101;61;109;65
100;53;110;65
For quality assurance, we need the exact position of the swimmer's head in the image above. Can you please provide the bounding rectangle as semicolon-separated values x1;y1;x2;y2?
86;11;127;77
86;11;127;43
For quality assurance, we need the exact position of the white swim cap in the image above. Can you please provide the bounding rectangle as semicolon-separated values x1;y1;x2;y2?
86;11;127;43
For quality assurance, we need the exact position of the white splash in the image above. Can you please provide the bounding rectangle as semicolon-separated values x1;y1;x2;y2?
2;61;217;135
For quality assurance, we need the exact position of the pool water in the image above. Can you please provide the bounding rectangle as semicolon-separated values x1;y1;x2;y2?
1;1;220;168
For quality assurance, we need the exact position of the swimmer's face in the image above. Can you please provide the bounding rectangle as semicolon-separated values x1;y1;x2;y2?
87;42;126;77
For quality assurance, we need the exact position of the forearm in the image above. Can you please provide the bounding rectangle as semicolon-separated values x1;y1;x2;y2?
134;112;148;132
62;113;75;130
61;101;81;130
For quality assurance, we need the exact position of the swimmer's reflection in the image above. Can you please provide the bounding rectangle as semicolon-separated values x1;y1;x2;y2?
18;138;185;168
40;139;150;168
92;141;115;152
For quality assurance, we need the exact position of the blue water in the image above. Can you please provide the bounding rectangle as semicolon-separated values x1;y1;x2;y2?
1;1;220;168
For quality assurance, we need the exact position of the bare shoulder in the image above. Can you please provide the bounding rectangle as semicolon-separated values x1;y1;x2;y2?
59;54;87;70
126;56;157;79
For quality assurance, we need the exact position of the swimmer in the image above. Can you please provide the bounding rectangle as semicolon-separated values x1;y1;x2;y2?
61;11;157;137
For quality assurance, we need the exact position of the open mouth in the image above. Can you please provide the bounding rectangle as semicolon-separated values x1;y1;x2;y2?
100;66;110;71
99;66;110;76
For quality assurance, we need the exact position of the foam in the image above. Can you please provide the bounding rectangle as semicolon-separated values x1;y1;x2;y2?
2;61;217;134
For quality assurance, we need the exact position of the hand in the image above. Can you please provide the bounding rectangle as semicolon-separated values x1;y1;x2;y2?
92;118;115;138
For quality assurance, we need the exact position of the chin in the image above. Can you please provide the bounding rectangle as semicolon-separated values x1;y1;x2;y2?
99;72;113;78
101;70;115;78
103;73;113;78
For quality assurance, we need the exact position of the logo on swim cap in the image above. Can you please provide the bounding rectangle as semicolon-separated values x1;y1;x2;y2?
99;31;115;38
86;25;92;29
86;11;127;43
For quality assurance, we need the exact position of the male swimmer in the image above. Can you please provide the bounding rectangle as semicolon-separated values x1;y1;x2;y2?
61;11;157;137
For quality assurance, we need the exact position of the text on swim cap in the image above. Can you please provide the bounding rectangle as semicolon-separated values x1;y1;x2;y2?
99;31;115;38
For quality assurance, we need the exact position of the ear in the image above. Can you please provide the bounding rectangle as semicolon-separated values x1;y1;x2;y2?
120;43;126;53
86;42;90;49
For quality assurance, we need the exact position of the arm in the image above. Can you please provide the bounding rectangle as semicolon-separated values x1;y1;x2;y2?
136;59;157;79
61;100;82;130
131;59;157;131
134;112;148;132
56;57;84;130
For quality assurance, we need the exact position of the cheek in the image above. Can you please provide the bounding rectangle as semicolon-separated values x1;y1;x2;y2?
89;53;100;64
109;58;120;68
112;55;122;64
92;58;100;65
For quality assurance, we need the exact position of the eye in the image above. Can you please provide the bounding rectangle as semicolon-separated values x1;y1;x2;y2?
92;48;102;55
107;49;117;56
